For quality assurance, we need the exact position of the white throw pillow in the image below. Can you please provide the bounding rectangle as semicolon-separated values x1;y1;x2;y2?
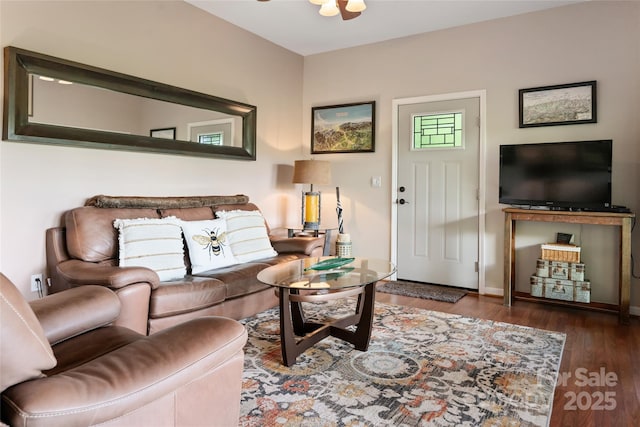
216;210;278;262
113;216;186;281
181;218;238;273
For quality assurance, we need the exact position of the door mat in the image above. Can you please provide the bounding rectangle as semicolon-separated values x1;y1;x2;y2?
377;280;467;303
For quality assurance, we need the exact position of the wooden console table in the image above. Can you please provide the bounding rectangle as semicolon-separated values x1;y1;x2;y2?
503;208;635;324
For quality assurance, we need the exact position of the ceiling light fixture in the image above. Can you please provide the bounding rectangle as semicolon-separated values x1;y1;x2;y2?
319;1;339;17
37;75;73;85
259;0;366;21
310;0;366;20
345;0;366;13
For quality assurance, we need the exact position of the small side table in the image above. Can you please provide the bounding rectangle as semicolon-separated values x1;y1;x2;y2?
287;226;337;256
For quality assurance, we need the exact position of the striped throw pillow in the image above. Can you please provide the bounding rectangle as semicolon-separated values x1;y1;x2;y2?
113;216;186;281
216;210;277;262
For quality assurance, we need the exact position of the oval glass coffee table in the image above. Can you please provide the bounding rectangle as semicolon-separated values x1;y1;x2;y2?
257;256;396;366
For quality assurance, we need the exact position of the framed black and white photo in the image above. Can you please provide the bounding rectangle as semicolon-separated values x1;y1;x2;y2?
311;101;375;154
519;81;597;128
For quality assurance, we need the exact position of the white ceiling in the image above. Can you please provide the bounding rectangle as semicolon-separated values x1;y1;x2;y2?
186;0;581;56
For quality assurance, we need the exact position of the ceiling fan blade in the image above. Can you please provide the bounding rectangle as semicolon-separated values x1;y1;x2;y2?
338;0;361;20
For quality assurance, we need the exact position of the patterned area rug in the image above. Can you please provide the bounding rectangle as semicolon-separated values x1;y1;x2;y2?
377;281;467;303
239;299;565;426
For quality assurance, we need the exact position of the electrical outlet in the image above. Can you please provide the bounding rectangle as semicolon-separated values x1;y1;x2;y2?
30;274;43;292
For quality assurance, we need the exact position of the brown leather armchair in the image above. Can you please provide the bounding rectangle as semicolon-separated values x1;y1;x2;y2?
0;273;248;427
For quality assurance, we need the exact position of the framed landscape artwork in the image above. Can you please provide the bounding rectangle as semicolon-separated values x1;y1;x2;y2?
519;81;597;128
311;101;375;153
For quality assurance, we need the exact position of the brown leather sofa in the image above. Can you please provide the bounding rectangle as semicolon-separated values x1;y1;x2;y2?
46;195;324;335
0;273;248;427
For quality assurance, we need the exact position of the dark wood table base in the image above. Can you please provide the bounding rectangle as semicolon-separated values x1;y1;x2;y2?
278;281;376;366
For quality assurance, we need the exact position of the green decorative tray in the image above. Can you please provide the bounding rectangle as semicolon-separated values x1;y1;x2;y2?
318;267;355;281
305;257;355;271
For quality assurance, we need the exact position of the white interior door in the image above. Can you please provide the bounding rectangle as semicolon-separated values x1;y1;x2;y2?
396;97;480;289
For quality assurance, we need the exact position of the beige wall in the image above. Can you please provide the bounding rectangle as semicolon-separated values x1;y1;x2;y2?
303;2;640;305
0;0;304;296
2;1;639;310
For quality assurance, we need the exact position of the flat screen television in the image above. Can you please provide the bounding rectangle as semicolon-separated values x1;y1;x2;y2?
499;140;612;210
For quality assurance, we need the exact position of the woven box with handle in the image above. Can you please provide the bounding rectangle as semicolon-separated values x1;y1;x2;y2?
540;243;581;263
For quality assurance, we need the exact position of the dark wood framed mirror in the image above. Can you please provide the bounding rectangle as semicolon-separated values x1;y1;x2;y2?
2;46;257;160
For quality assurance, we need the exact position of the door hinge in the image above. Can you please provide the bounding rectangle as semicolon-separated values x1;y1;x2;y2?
475;261;479;272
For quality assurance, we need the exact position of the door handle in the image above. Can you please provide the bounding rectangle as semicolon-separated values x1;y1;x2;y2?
398;198;409;205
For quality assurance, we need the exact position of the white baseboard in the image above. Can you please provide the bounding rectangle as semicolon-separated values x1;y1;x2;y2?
482;286;504;297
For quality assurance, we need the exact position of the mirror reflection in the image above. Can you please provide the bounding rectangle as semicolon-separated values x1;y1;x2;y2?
3;46;257;160
29;74;242;147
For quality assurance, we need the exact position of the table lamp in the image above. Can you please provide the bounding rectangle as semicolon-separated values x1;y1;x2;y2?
292;160;331;230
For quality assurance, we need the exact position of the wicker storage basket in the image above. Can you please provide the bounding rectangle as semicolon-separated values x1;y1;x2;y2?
540;243;581;263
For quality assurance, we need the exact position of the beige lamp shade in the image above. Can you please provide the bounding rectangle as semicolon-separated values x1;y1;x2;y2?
292;160;331;185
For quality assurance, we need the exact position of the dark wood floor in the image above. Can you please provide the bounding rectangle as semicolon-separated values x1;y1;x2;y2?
375;287;640;427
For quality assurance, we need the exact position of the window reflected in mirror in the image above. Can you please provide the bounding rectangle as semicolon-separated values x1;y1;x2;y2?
4;47;256;160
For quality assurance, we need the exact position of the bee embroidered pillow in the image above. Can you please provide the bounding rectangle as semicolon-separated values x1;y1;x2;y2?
113;217;186;281
216;210;277;262
181;218;238;274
